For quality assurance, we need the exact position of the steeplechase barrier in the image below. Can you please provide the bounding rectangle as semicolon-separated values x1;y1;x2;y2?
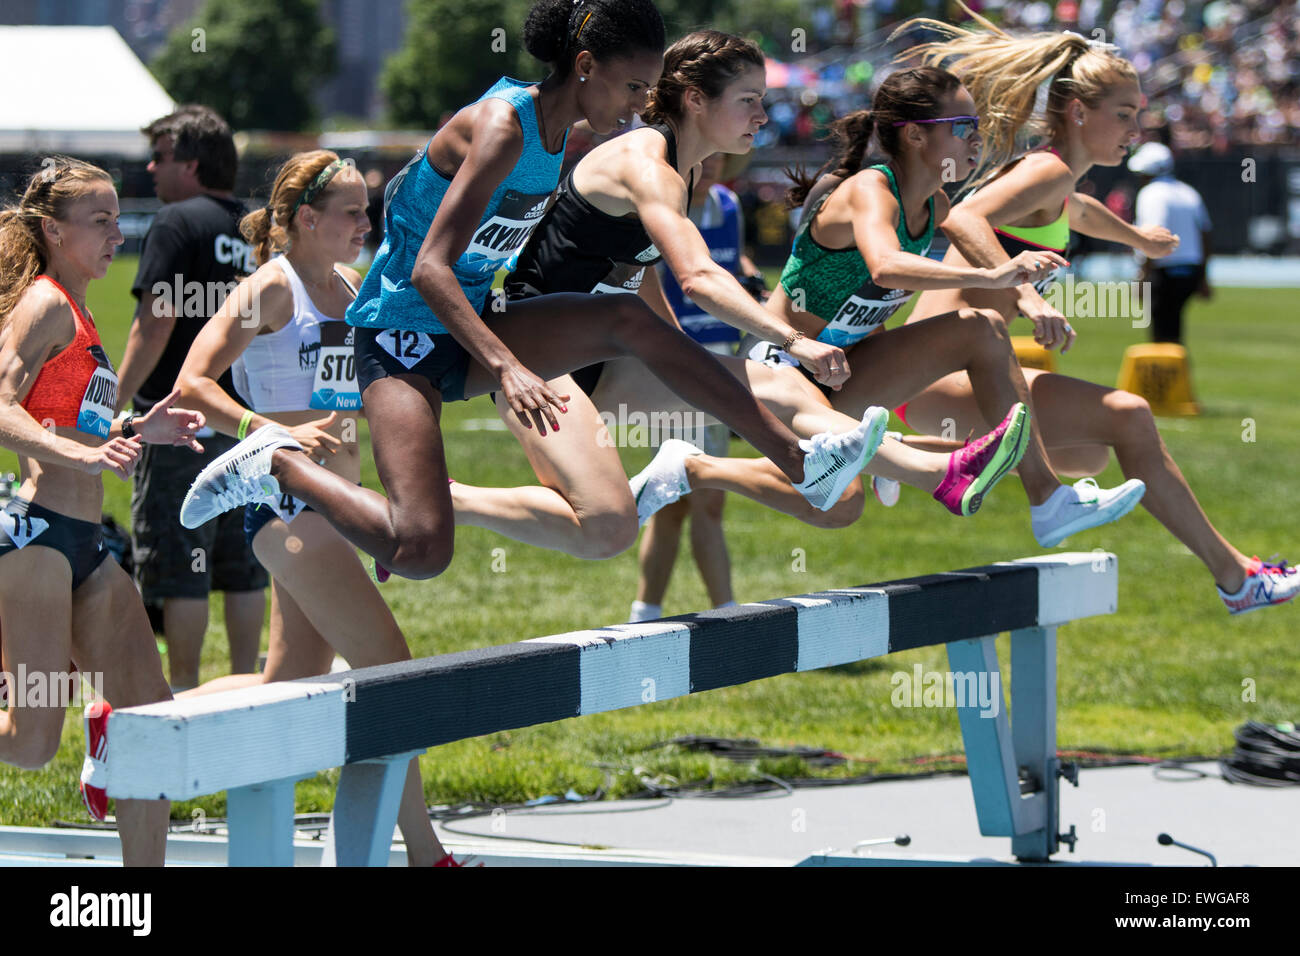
106;551;1117;866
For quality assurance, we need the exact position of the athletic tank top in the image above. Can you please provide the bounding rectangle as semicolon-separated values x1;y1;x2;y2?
659;184;744;344
972;148;1070;295
22;276;119;438
779;165;935;348
503;124;696;300
231;257;360;413
346;77;569;333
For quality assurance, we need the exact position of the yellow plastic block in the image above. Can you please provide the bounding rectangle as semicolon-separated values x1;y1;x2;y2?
1011;336;1057;372
1115;343;1201;417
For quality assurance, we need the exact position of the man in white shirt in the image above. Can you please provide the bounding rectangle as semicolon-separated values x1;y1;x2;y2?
1129;141;1213;344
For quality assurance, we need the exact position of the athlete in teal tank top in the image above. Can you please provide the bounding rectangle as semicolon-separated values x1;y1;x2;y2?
780;164;935;347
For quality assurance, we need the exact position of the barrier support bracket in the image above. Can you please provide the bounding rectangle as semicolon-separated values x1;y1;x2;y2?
320;750;425;867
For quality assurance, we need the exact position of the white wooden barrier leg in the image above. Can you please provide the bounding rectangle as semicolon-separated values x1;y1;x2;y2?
947;635;1023;839
1009;625;1060;863
320;750;424;867
947;628;1060;862
227;775;307;866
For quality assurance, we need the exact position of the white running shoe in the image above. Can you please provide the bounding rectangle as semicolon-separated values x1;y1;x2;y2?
179;425;303;529
629;438;702;526
1217;556;1300;615
793;406;890;512
873;476;901;507
1031;477;1146;548
872;431;902;507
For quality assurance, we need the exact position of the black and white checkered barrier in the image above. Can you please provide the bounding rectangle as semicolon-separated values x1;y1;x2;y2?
107;552;1117;865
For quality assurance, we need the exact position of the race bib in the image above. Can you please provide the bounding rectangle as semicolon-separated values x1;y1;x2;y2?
464;190;553;275
311;323;361;409
76;344;118;438
261;491;307;524
0;506;48;549
378;329;435;369
746;339;797;369
819;285;909;348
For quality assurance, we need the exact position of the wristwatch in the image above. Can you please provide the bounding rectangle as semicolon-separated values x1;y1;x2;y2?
120;414;136;439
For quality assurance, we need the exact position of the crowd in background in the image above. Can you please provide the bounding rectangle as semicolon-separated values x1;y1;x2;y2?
756;0;1299;152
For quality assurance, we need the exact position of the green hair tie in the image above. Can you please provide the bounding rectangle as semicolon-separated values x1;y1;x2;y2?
290;158;352;221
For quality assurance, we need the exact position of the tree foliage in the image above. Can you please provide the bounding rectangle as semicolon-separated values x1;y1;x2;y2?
150;0;336;131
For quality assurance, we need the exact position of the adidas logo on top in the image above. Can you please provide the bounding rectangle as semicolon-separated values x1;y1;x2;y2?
635;244;660;263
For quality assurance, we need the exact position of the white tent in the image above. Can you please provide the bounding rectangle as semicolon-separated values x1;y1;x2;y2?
0;26;175;157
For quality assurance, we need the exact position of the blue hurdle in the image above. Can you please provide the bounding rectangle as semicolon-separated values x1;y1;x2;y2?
106;551;1118;866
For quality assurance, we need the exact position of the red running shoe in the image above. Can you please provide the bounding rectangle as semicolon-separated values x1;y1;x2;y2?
79;699;111;821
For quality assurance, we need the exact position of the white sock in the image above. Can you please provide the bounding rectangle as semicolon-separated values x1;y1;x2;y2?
714;600;738;609
628;600;662;623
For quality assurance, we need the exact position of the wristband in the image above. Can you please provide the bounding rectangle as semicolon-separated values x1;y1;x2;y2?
781;329;804;352
237;410;254;440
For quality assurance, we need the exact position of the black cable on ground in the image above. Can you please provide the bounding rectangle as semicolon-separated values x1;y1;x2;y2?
1219;720;1300;786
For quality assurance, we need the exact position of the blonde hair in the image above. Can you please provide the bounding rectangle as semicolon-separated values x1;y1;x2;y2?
0;157;115;321
239;150;359;267
892;0;1139;191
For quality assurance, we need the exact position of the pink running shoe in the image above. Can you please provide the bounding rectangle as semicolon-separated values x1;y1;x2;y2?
1218;556;1300;615
932;403;1031;517
79;700;111;822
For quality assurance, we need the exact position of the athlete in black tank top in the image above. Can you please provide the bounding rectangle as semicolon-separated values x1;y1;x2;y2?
506;124;694;302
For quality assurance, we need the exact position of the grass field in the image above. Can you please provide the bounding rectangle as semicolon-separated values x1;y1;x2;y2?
0;255;1296;826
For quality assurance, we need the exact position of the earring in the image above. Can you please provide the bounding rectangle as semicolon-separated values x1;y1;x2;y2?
579;77;586;83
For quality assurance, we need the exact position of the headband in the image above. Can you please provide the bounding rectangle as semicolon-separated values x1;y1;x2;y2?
1062;30;1121;57
290;158;353;220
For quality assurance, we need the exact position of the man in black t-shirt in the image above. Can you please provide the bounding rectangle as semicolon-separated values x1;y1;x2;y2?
116;106;267;691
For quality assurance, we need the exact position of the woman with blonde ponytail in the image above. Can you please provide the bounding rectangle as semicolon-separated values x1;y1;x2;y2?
896;5;1298;614
0;158;206;862
172;150;465;865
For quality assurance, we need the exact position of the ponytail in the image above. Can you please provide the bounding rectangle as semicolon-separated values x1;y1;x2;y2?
785;66;962;208
786;110;875;208
892;0;1137;192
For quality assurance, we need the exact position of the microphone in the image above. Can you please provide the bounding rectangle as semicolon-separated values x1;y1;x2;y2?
1157;832;1217;867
